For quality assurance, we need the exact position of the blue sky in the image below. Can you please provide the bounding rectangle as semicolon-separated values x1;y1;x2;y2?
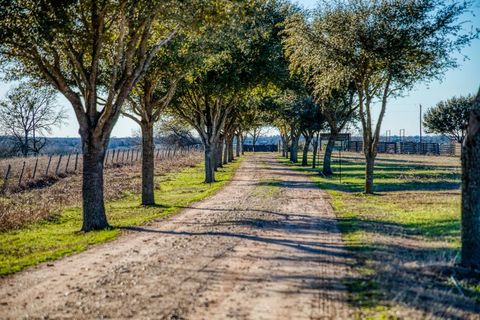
0;0;479;138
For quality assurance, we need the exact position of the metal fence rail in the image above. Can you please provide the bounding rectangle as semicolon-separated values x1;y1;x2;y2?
346;141;458;156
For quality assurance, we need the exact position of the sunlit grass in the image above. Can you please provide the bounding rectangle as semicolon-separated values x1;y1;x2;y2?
280;152;461;244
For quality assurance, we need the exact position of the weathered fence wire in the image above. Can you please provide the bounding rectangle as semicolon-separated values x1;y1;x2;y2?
0;145;201;195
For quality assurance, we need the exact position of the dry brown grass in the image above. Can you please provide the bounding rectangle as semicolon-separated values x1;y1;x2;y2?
0;150;202;231
0;148;180;193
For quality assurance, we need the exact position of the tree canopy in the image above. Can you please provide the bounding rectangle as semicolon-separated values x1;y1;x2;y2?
0;82;66;156
282;0;477;193
424;95;476;143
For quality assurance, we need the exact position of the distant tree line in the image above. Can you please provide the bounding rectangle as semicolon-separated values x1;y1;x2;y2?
0;135;170;158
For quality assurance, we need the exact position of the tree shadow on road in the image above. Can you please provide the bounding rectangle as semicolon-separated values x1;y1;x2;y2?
272;155;478;318
122;208;479;319
120;154;476;319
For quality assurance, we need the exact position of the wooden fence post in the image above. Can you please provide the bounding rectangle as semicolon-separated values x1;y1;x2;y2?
32;157;39;180
55;155;63;176
2;164;11;194
74;153;79;172
65;153;72;173
45;155;53;176
18;161;26;186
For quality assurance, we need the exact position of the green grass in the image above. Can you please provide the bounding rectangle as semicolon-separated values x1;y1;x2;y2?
280;152;467;317
280;153;461;243
0;159;242;276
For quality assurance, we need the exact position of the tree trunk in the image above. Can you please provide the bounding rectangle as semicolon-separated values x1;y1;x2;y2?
81;140;109;231
364;151;375;194
140;122;155;206
228;136;234;162
361;87;388;194
322;134;336;176
461;105;480;269
204;144;215;183
290;139;298;163
284;138;290;159
23;132;29;156
312;133;319;169
290;135;300;163
281;135;287;157
241;135;245;155
302;136;312;166
215;138;223;170
236;133;241;157
223;138;228;164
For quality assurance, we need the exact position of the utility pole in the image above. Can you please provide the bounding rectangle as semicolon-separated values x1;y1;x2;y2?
419;104;423;143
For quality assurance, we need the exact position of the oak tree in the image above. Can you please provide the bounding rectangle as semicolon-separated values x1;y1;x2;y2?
0;0;179;230
122;45;180;206
173;0;287;182
283;0;476;193
424;95;476;143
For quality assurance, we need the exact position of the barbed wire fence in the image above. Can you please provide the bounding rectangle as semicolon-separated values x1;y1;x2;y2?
0;144;203;195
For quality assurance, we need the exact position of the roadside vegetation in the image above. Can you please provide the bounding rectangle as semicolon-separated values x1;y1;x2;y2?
281;152;480;319
0;151;201;231
0;155;241;276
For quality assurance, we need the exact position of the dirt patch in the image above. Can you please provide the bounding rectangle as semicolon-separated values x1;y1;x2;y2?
0;153;355;319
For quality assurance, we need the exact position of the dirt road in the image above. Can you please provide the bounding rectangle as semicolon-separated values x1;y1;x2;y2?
0;153;355;319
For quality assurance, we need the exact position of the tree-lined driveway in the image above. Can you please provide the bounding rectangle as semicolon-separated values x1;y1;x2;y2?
0;153;354;319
